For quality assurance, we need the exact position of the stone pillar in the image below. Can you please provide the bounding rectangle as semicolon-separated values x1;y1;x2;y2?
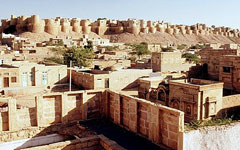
61;93;68;124
36;96;44;127
128;100;137;132
8;98;17;131
82;92;88;120
149;105;160;144
178;112;184;150
114;93;120;124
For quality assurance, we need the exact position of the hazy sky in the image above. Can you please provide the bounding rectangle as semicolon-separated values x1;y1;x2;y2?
0;0;239;29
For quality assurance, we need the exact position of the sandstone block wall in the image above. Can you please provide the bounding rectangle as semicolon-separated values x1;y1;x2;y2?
71;70;109;90
16;108;37;130
37;90;103;127
0;90;104;131
199;48;240;80
152;52;194;72
104;90;184;150
109;69;152;90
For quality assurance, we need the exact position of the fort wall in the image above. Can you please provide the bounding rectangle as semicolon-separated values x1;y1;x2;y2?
1;15;239;37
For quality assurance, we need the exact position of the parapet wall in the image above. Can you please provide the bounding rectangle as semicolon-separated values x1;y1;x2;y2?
217;94;240;118
104;90;184;150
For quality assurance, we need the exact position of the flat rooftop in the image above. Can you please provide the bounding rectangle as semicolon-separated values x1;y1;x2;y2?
0;64;18;68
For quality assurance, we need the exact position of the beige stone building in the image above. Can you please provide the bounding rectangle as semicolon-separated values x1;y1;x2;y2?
147;43;161;52
169;79;223;121
71;69;152;91
0;64;20;88
219;55;240;93
0;62;67;88
199;44;240;80
138;74;224;121
152;52;195;72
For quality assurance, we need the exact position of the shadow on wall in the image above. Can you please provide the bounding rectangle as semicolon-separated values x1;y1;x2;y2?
122;78;139;90
217;106;240;120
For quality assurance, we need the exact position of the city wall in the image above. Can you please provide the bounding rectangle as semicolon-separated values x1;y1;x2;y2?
1;15;239;37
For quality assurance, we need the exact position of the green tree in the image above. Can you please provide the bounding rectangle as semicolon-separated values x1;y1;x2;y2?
102;46;118;51
190;44;205;49
177;44;188;50
162;47;174;52
130;42;151;59
182;53;200;64
46;40;64;47
84;41;93;49
63;47;94;67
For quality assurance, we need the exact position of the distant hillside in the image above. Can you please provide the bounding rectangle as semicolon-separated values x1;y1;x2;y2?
102;32;240;45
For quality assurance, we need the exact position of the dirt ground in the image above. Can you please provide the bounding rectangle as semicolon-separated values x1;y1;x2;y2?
81;119;169;150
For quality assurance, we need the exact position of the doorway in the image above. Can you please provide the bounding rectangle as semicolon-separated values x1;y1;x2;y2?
3;77;9;87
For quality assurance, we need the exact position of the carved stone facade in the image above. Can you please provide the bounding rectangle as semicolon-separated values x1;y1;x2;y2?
138;77;224;122
169;79;223;122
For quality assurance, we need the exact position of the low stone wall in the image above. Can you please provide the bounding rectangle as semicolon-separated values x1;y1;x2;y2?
0;89;185;149
0;90;104;131
16;108;37;130
71;70;109;90
36;90;104;127
71;70;95;90
104;90;184;150
222;94;240;109
183;122;240;150
217;94;240;118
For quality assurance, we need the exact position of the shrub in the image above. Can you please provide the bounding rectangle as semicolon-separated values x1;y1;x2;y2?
177;44;188;50
182;53;200;63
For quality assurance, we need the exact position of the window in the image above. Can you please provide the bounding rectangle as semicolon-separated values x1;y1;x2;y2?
105;79;109;88
223;66;231;73
29;72;33;81
11;77;17;83
42;72;47;85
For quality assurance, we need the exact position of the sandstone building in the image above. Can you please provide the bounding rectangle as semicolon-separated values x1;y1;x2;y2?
151;52;195;72
199;43;240;93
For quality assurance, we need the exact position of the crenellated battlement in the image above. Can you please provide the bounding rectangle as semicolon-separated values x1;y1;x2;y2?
1;15;239;38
